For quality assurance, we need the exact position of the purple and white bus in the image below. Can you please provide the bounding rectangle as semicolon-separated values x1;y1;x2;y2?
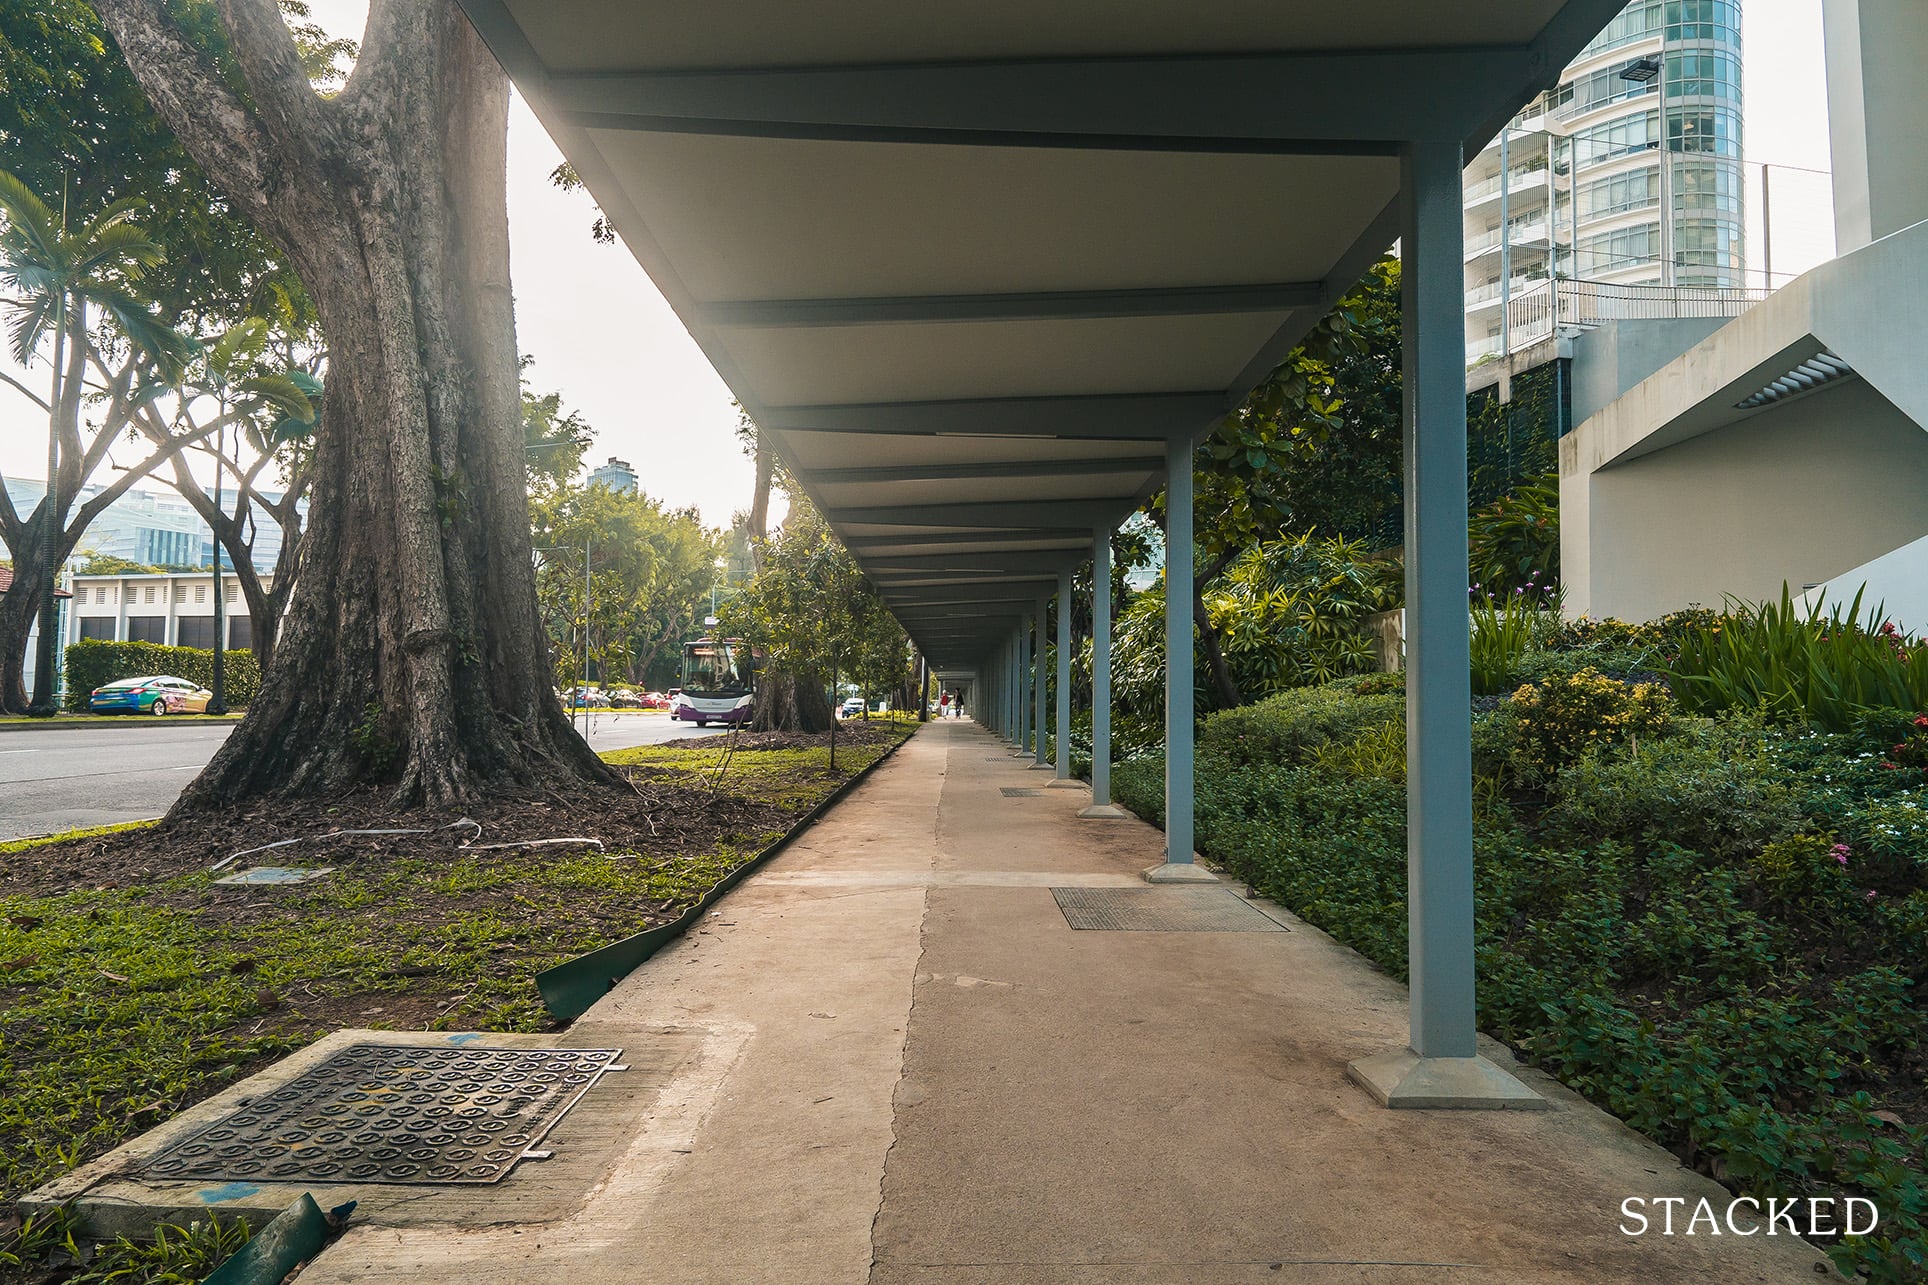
669;638;760;726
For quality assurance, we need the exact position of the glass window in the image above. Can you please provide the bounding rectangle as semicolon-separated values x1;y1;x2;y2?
127;616;166;644
79;618;116;641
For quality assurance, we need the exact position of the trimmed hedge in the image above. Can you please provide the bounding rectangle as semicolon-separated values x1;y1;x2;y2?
64;639;259;711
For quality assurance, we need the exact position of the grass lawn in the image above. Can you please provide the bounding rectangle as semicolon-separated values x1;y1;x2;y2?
0;716;916;1275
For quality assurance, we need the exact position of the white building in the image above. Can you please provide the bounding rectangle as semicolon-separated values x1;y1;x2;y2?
1562;0;1928;630
2;479;295;574
1466;0;1751;367
64;571;269;652
588;457;639;495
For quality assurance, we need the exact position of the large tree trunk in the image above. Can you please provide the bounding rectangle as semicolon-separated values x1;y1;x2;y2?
0;579;40;714
750;670;833;733
97;0;618;807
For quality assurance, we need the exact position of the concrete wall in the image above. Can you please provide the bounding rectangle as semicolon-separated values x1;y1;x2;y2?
1566;378;1928;622
1799;532;1928;636
1825;0;1928;253
1568;318;1732;427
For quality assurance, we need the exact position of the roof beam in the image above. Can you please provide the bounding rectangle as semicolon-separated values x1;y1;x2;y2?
887;585;1059;603
800;456;1163;486
697;283;1320;329
550;50;1541;152
875;573;1061;589
842;531;1088;552
765;393;1223;440
862;551;1087;574
831;499;1127;529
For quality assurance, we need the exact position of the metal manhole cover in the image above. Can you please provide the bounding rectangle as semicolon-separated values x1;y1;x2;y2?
1050;886;1286;932
141;1044;622;1186
1001;787;1043;797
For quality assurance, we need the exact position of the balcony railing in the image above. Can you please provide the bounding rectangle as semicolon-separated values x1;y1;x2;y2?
1466;220;1554;257
1463;166;1550;206
1490;277;1772;357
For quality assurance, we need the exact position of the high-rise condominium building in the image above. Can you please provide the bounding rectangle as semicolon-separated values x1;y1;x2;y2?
1466;0;1747;365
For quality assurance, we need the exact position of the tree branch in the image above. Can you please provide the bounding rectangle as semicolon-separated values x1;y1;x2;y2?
0;370;51;414
66;417;223;557
214;0;335;157
90;0;280;231
0;463;23;552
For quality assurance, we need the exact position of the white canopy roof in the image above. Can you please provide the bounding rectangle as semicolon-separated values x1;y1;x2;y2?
458;0;1625;668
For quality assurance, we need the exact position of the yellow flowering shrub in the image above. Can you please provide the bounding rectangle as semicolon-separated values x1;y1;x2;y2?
1509;667;1673;773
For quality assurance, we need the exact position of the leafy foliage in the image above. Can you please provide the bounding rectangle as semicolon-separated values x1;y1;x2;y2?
0;0;325;326
1106;534;1398;751
1468;473;1559;594
716;500;910;714
1190;258;1403;555
528;454;721;692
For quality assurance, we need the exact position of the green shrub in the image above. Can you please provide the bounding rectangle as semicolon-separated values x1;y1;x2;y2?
63;639;259;711
1668;585;1928;731
1469;585;1560;696
1198;684;1404;767
1542;727;1803;862
1505;667;1672;777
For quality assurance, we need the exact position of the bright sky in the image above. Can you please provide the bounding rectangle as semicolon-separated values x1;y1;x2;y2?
0;1;1834;530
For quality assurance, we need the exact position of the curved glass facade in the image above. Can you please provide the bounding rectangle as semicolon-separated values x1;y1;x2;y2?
1563;0;1746;288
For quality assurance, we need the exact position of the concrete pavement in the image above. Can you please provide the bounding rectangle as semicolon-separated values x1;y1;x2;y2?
292;720;1832;1282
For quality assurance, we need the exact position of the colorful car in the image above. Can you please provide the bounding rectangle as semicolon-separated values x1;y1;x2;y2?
88;675;213;716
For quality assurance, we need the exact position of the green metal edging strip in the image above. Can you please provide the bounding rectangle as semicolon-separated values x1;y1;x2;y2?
536;728;918;1022
203;1193;352;1285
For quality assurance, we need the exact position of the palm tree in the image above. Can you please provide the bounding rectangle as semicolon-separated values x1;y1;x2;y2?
0;168;190;713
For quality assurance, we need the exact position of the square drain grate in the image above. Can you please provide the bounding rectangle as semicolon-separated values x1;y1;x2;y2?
141;1044;622;1186
1000;787;1043;797
1051;886;1286;932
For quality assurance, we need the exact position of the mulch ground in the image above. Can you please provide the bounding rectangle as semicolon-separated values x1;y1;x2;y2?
0;720;908;900
0;720;919;1271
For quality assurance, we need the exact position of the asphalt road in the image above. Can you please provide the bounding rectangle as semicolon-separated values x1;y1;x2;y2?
0;713;720;841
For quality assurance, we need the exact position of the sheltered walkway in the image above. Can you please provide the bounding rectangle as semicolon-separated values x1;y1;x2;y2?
305;722;1831;1283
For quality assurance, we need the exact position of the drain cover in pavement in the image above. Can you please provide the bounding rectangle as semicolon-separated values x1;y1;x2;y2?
141;1044;623;1186
1001;787;1043;797
1050;886;1287;932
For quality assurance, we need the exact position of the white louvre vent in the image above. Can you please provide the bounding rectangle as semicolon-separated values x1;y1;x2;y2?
1734;351;1855;410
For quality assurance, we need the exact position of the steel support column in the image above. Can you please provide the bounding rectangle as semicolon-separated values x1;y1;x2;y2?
1047;566;1080;789
1032;596;1050;768
1016;611;1032;753
1145;432;1210;879
1347;137;1543;1109
1081;526;1126;819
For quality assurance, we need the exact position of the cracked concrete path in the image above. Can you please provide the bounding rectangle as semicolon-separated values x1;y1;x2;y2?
305;720;1834;1283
